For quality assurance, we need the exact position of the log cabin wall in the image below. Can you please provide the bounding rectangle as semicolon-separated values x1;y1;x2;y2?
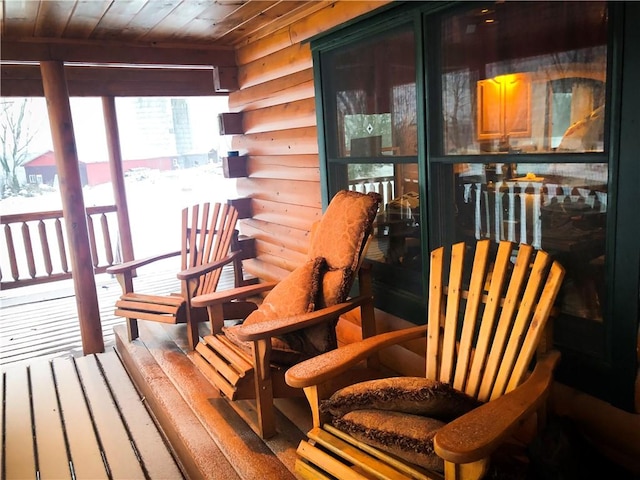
227;1;424;359
227;1;395;323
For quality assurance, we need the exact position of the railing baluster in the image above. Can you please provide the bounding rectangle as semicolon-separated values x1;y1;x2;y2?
100;213;114;266
38;220;53;276
87;215;99;268
21;222;36;278
1;204;118;289
55;218;69;273
5;224;19;280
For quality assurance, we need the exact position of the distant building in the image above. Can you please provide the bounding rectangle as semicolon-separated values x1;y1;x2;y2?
24;151;175;187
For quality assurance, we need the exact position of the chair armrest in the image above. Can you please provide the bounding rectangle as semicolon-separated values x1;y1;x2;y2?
235;295;380;343
106;250;182;274
176;250;241;281
191;281;278;307
285;324;427;388
434;350;561;464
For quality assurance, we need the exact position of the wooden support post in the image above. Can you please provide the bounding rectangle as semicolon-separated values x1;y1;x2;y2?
102;97;135;264
40;61;104;355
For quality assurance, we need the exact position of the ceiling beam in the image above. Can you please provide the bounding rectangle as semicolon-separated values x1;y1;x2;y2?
1;39;237;67
1;64;224;97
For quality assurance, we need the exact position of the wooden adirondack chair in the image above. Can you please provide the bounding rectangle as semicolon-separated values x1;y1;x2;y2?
108;202;242;349
285;239;565;480
190;190;382;439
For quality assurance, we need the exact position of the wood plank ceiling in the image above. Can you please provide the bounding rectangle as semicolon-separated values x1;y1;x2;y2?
0;0;328;96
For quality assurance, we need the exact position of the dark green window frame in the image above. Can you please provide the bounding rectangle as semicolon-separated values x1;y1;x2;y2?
311;1;639;411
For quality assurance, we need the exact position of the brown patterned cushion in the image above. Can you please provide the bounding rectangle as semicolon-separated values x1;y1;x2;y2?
225;257;324;364
227;190;381;364
242;257;324;327
322;377;481;421
318;267;352;308
308;190;381;272
333;409;445;472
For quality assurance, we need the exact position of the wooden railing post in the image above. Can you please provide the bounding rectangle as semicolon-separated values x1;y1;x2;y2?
102;96;135;264
40;60;104;355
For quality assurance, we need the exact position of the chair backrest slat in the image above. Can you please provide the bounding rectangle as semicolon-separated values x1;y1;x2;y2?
178;202;239;298
504;261;565;395
427;247;444;378
492;249;550;398
477;244;533;401
439;242;466;385
465;241;513;397
453;240;490;391
430;240;565;404
426;246;445;380
195;202;212;267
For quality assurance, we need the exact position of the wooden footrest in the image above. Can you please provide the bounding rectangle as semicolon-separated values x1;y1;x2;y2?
115;293;184;324
194;334;255;400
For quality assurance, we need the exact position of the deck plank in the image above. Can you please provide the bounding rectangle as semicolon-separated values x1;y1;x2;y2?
52;357;109;479
30;359;72;479
96;351;184;480
3;365;36;479
75;354;146;480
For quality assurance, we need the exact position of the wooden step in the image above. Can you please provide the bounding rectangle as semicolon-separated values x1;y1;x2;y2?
114;322;303;479
1;350;182;480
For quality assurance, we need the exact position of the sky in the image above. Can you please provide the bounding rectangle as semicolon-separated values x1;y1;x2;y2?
23;96;230;163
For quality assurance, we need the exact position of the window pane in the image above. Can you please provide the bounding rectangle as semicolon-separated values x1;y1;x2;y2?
454;162;607;321
348;163;421;277
440;2;607;155
325;27;417;158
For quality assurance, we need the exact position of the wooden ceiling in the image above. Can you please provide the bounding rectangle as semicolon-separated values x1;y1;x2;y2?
0;0;330;96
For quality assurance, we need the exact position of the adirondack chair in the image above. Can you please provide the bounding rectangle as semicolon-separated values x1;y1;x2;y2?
190;190;382;439
108;202;242;349
286;239;565;480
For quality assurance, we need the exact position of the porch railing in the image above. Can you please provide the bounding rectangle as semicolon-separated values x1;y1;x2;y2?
1;205;120;290
348;176;396;205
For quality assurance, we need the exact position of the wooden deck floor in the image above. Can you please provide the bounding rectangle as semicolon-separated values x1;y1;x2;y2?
1;350;184;480
0;266;306;479
0;265;235;367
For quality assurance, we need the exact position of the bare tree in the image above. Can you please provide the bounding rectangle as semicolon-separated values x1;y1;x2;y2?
0;98;39;195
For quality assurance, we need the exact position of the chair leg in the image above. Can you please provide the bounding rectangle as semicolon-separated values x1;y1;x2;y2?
252;338;276;439
443;458;489;480
186;307;199;350
127;318;139;341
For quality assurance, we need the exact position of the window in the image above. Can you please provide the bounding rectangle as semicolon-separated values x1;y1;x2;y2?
313;1;639;409
317;24;423;319
432;2;609;327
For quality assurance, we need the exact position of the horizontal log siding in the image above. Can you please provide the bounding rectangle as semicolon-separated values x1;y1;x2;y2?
228;69;314;112
229;2;393;343
242;98;316;134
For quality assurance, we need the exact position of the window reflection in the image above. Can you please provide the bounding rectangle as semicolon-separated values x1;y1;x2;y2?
348;163;421;272
329;28;417;158
454;163;607;321
441;1;607;155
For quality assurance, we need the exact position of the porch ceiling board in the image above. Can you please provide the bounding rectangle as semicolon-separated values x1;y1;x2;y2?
0;0;333;97
0;0;327;48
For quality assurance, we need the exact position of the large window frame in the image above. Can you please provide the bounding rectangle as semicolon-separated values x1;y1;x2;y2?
312;1;639;411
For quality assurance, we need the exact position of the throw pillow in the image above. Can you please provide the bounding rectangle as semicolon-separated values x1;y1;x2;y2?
333;409;445;472
322;376;481;421
308;190;381;271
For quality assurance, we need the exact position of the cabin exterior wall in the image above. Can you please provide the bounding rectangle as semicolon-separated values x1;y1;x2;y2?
227;1;639;472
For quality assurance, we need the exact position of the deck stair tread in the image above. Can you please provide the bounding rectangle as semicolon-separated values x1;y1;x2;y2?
1;350;183;479
115;320;306;479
